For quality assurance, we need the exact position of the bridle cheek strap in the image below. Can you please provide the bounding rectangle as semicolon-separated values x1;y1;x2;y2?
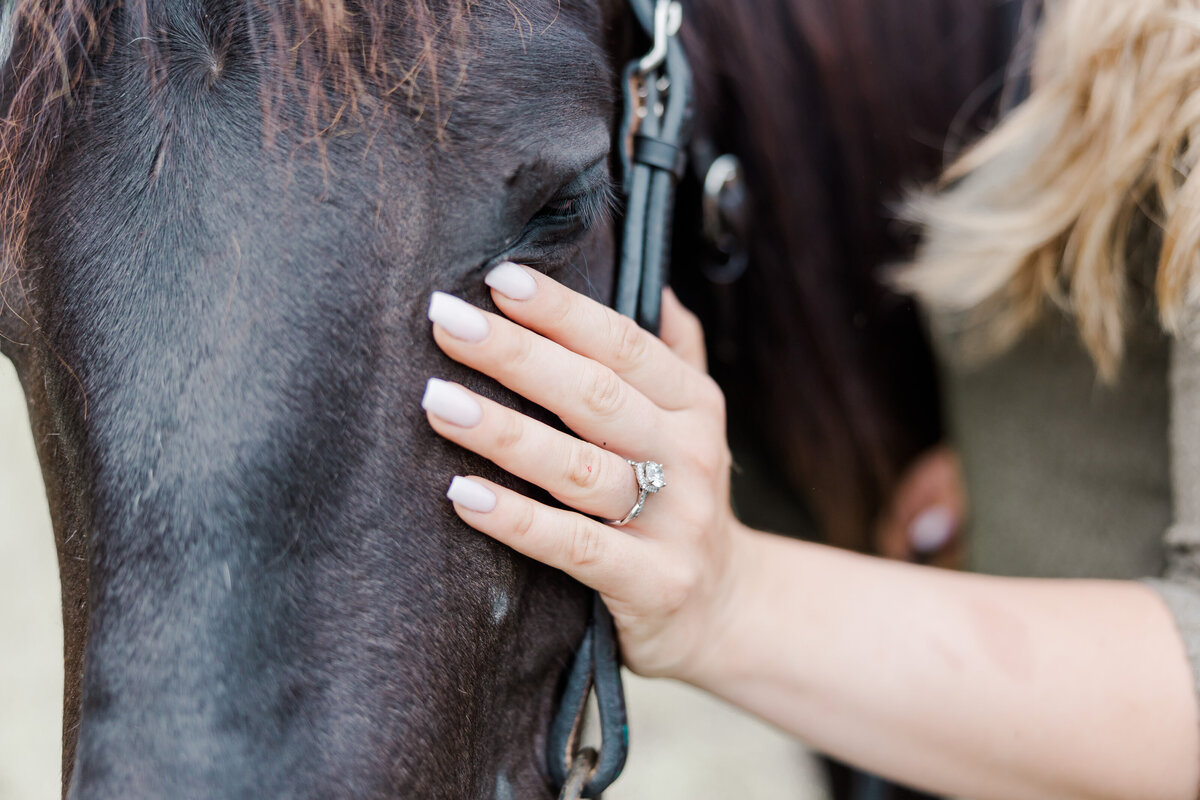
546;0;694;797
616;0;693;334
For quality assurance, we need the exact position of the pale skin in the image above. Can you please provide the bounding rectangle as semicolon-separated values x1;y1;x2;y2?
423;262;1200;800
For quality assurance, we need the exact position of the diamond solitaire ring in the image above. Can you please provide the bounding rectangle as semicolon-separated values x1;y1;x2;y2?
606;460;666;526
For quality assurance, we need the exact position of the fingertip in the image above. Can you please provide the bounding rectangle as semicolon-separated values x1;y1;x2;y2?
660;289;698;332
662;286;683;310
485;261;539;301
428;292;490;342
908;505;958;555
659;289;707;369
447;475;498;513
422;378;484;428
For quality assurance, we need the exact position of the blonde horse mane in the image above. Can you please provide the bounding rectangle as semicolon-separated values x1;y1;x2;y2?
899;0;1200;379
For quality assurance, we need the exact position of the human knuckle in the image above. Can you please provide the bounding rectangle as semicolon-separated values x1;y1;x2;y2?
511;503;538;540
713;453;733;492
679;439;729;478
660;557;700;612
698;376;726;418
543;288;575;328
565;442;603;492
712;441;733;474
492;412;525;451
501;329;538;371
612;317;649;368
582;367;625;418
566;522;604;569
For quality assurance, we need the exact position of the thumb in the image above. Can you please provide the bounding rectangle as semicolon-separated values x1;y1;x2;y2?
659;288;708;372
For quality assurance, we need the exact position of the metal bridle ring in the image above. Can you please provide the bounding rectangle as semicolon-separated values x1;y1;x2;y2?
605;460;666;526
556;747;599;800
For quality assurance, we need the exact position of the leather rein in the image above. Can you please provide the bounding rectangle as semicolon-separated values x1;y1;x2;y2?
546;1;694;797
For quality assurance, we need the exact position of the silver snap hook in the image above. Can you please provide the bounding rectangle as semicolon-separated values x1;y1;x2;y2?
636;0;683;76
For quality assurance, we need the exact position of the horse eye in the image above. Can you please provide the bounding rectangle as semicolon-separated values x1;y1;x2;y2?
537;193;587;222
531;184;611;234
510;162;614;260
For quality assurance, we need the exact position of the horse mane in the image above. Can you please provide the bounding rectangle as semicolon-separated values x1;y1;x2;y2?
678;0;1016;549
0;0;472;314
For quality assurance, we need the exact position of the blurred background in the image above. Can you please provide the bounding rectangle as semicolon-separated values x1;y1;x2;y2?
0;359;62;800
0;359;828;800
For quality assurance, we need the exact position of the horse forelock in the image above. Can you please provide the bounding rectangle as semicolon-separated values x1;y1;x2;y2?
0;0;484;315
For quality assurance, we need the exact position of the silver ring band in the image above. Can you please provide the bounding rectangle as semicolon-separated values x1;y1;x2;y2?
606;459;666;526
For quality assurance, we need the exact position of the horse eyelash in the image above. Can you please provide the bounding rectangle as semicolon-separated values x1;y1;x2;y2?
581;179;618;230
516;178;617;267
545;179;618;231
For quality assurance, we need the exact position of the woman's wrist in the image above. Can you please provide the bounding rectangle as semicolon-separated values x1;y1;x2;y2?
675;520;777;691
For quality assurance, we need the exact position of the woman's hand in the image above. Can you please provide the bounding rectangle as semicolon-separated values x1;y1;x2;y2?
421;265;1200;800
874;445;966;568
422;262;743;681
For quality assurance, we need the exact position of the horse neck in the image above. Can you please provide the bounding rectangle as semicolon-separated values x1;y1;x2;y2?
678;0;1016;547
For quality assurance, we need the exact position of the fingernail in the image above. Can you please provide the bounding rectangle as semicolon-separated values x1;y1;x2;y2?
422;378;483;428
428;292;489;342
485;261;537;301
447;476;497;513
909;506;957;554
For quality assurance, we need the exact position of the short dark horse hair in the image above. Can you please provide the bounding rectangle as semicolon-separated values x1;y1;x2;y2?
0;0;1013;797
2;1;633;796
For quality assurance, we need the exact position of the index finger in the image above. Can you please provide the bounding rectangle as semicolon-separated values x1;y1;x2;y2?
483;262;706;411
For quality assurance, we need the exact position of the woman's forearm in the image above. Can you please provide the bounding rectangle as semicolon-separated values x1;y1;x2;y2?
423;270;1200;799
688;526;1200;800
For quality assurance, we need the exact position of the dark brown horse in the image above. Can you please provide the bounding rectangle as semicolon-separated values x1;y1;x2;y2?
0;0;1015;796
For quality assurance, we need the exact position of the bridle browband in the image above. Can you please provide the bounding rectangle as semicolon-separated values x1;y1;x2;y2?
546;1;693;797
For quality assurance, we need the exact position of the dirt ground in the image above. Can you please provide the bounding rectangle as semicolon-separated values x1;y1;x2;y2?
0;359;828;799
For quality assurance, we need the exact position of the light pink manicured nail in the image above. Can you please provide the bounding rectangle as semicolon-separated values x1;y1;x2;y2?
909;506;957;554
447;476;497;513
485;261;538;301
422;379;483;428
428;292;489;342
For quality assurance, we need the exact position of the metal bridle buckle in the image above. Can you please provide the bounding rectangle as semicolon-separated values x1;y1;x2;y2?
636;0;683;76
556;748;600;800
700;153;749;284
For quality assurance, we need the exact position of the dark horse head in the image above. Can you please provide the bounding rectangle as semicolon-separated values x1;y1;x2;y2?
0;0;641;796
0;0;1020;795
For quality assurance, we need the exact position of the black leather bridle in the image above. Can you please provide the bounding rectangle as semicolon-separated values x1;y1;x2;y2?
545;1;1036;797
545;1;693;797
